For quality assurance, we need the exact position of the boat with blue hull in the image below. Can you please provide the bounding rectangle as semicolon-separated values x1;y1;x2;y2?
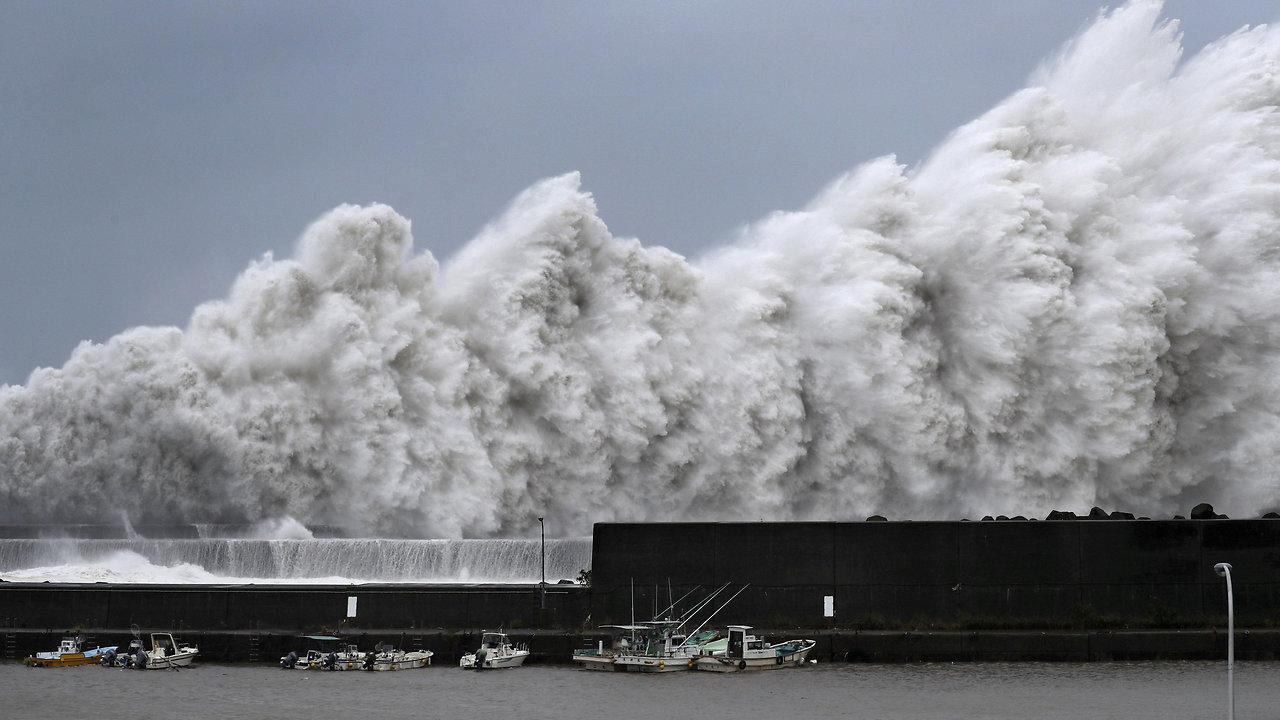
25;636;117;667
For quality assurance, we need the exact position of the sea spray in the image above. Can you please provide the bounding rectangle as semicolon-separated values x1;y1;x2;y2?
2;1;1279;534
0;537;593;584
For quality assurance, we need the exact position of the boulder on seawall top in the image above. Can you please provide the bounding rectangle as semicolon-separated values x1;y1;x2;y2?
1046;508;1136;520
1191;503;1228;519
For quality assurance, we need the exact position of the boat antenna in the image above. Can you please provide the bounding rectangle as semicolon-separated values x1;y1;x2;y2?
675;582;730;629
682;583;750;645
655;584;704;622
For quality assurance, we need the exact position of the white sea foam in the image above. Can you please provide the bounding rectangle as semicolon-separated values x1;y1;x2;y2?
0;538;592;584
2;1;1278;535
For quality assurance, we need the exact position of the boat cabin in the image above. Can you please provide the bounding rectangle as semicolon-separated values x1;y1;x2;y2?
479;632;508;649
726;625;768;659
56;637;81;655
151;633;177;656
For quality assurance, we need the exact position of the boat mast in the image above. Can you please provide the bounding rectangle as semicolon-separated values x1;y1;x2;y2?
683;584;750;644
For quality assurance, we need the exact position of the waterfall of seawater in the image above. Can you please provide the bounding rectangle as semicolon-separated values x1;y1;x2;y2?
0;537;592;584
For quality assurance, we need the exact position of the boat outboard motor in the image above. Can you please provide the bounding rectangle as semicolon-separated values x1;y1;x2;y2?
281;651;298;669
100;649;117;666
363;651;376;671
133;649;148;669
324;652;336;670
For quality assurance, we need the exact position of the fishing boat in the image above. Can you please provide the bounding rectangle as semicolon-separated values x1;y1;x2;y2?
573;582;743;672
694;625;815;672
24;636;117;667
460;631;529;669
573;621;719;672
280;636;364;670
369;642;432;671
110;632;198;670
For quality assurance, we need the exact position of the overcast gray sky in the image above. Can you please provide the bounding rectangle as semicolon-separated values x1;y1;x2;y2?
1;0;1275;386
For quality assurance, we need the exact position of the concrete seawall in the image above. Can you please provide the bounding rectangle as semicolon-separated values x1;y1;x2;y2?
589;520;1280;628
3;519;1278;662
0;583;590;631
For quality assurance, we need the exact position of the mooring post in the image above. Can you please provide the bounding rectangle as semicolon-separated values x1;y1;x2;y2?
538;516;546;611
1214;562;1234;720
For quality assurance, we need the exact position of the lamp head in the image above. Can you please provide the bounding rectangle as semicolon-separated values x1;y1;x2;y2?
1215;562;1232;577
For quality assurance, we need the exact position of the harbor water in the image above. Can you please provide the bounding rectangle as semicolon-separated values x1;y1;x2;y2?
6;660;1278;719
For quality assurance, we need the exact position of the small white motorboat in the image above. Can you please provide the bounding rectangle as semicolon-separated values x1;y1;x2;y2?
370;642;433;671
694;626;814;672
281;636;364;670
460;631;529;669
111;631;198;670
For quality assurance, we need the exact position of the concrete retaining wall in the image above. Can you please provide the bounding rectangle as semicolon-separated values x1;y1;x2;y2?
0;584;589;632
589;520;1280;628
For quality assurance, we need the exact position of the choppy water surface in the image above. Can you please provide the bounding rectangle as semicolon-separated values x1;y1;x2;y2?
6;660;1276;720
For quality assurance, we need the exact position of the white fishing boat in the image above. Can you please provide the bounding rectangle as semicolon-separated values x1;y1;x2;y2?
460;631;529;669
573;621;719;672
281;636;364;670
25;636;117;667
573;582;743;672
370;642;433;671
327;643;366;670
115;632;198;670
694;625;815;672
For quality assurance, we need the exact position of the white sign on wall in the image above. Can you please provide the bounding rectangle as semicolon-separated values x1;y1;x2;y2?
347;596;358;618
823;594;835;618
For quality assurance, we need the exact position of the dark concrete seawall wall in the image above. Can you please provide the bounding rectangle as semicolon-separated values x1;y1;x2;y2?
3;520;1279;663
0;584;589;632
589;520;1280;628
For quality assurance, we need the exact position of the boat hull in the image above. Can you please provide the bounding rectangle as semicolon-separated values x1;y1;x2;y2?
26;653;92;668
573;653;695;672
293;657;364;670
372;651;432;671
461;651;529;669
571;654;617;671
612;654;695;672
143;649;198;670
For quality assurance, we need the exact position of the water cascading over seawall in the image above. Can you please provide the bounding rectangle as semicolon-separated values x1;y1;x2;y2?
0;536;592;584
3;2;1280;537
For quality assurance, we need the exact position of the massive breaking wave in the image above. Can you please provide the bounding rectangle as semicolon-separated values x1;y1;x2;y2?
3;1;1279;536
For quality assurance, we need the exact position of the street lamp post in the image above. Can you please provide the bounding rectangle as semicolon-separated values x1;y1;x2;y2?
1214;562;1234;720
538;517;546;610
